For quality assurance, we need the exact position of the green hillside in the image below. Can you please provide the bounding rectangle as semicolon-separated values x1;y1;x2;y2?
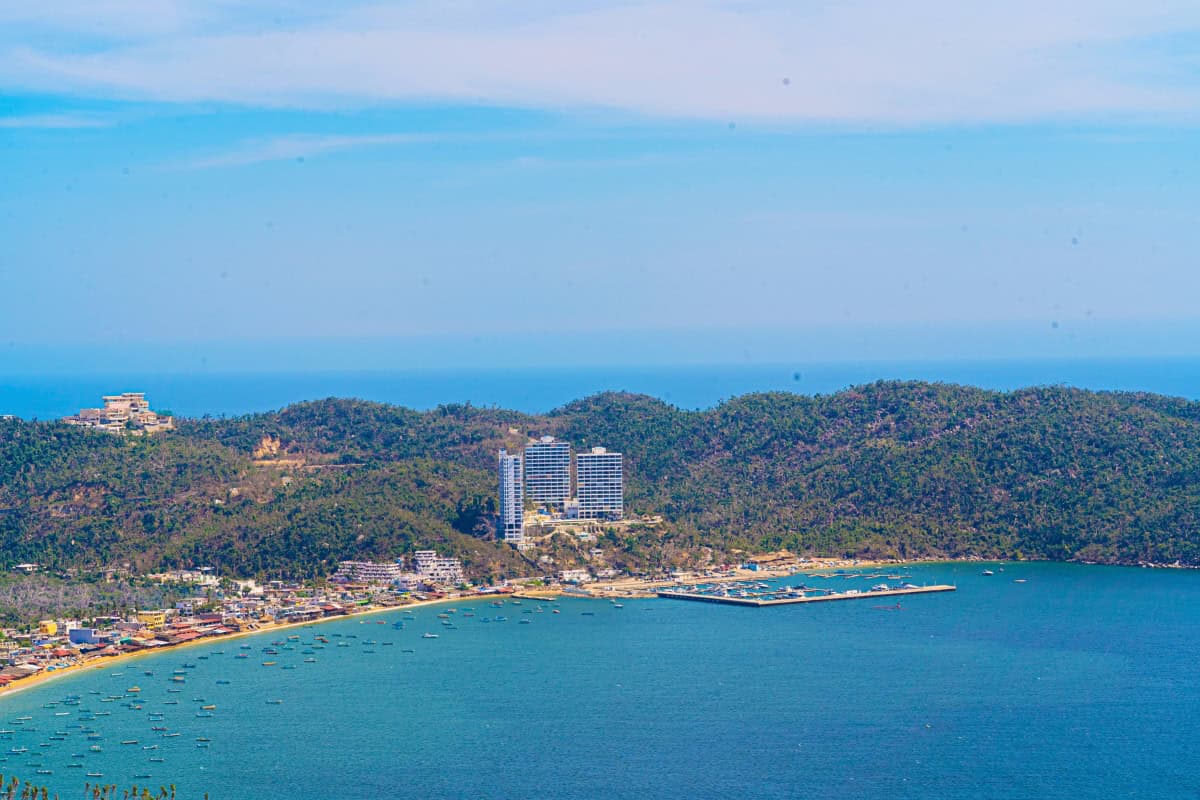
2;382;1199;578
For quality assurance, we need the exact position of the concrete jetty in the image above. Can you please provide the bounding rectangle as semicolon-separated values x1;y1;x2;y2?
656;584;956;607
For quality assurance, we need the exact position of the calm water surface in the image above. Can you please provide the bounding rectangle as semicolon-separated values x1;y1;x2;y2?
5;358;1200;419
2;562;1197;799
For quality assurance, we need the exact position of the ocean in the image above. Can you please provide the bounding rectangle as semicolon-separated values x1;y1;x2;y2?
4;357;1200;419
3;562;1198;799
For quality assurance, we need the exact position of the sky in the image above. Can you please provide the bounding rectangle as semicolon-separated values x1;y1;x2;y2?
2;1;1200;371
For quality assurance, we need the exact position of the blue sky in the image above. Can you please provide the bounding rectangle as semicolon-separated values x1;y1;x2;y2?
2;1;1200;370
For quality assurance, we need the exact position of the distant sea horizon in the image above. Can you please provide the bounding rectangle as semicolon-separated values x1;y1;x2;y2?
4;356;1200;420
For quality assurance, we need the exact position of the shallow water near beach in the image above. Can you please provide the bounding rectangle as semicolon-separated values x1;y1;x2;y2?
3;562;1198;799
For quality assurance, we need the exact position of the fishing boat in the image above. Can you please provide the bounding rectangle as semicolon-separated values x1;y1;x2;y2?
87;772;103;778
266;699;283;705
422;633;439;639
261;661;276;666
981;570;995;576
202;705;216;710
121;740;138;745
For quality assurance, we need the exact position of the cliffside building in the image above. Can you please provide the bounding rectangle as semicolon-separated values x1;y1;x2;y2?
498;450;525;544
524;436;571;508
63;392;174;435
576;447;623;519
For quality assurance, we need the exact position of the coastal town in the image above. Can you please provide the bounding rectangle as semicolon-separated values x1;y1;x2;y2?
0;396;922;697
0;548;886;697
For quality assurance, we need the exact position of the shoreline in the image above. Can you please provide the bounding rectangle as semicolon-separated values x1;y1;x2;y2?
0;593;474;703
4;557;1161;702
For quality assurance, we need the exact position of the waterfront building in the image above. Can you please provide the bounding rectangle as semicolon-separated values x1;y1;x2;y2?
411;550;465;585
498;449;525;544
332;560;405;584
67;627;100;645
558;568;593;584
575;447;624;519
524;436;572;508
135;609;169;629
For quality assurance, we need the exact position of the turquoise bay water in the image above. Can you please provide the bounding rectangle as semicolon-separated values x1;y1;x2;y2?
3;563;1198;799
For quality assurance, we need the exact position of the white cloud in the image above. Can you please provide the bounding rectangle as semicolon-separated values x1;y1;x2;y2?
2;0;1199;123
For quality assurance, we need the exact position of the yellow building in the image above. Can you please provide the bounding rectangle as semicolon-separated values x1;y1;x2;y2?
37;620;57;636
136;610;167;629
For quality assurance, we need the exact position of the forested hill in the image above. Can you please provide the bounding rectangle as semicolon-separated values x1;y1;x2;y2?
2;382;1199;579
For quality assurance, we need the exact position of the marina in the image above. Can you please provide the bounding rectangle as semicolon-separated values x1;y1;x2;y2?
657;583;956;606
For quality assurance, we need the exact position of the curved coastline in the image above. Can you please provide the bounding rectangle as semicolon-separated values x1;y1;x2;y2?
0;593;474;703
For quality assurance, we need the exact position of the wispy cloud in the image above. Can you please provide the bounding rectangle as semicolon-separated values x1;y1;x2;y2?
0;113;113;129
177;132;447;168
2;1;1200;124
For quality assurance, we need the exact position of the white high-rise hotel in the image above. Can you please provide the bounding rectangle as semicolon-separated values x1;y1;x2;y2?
497;450;524;544
576;447;624;520
524;436;571;508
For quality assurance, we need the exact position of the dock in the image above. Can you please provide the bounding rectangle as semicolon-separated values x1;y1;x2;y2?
656;584;956;606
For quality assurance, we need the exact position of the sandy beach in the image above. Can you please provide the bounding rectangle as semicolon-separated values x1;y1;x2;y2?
0;593;482;703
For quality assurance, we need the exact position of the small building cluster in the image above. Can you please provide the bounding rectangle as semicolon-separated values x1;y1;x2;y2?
62;392;174;435
332;560;407;583
331;552;465;590
499;436;624;546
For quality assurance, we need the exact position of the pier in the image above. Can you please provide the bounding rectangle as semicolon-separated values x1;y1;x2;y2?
656;584;956;606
